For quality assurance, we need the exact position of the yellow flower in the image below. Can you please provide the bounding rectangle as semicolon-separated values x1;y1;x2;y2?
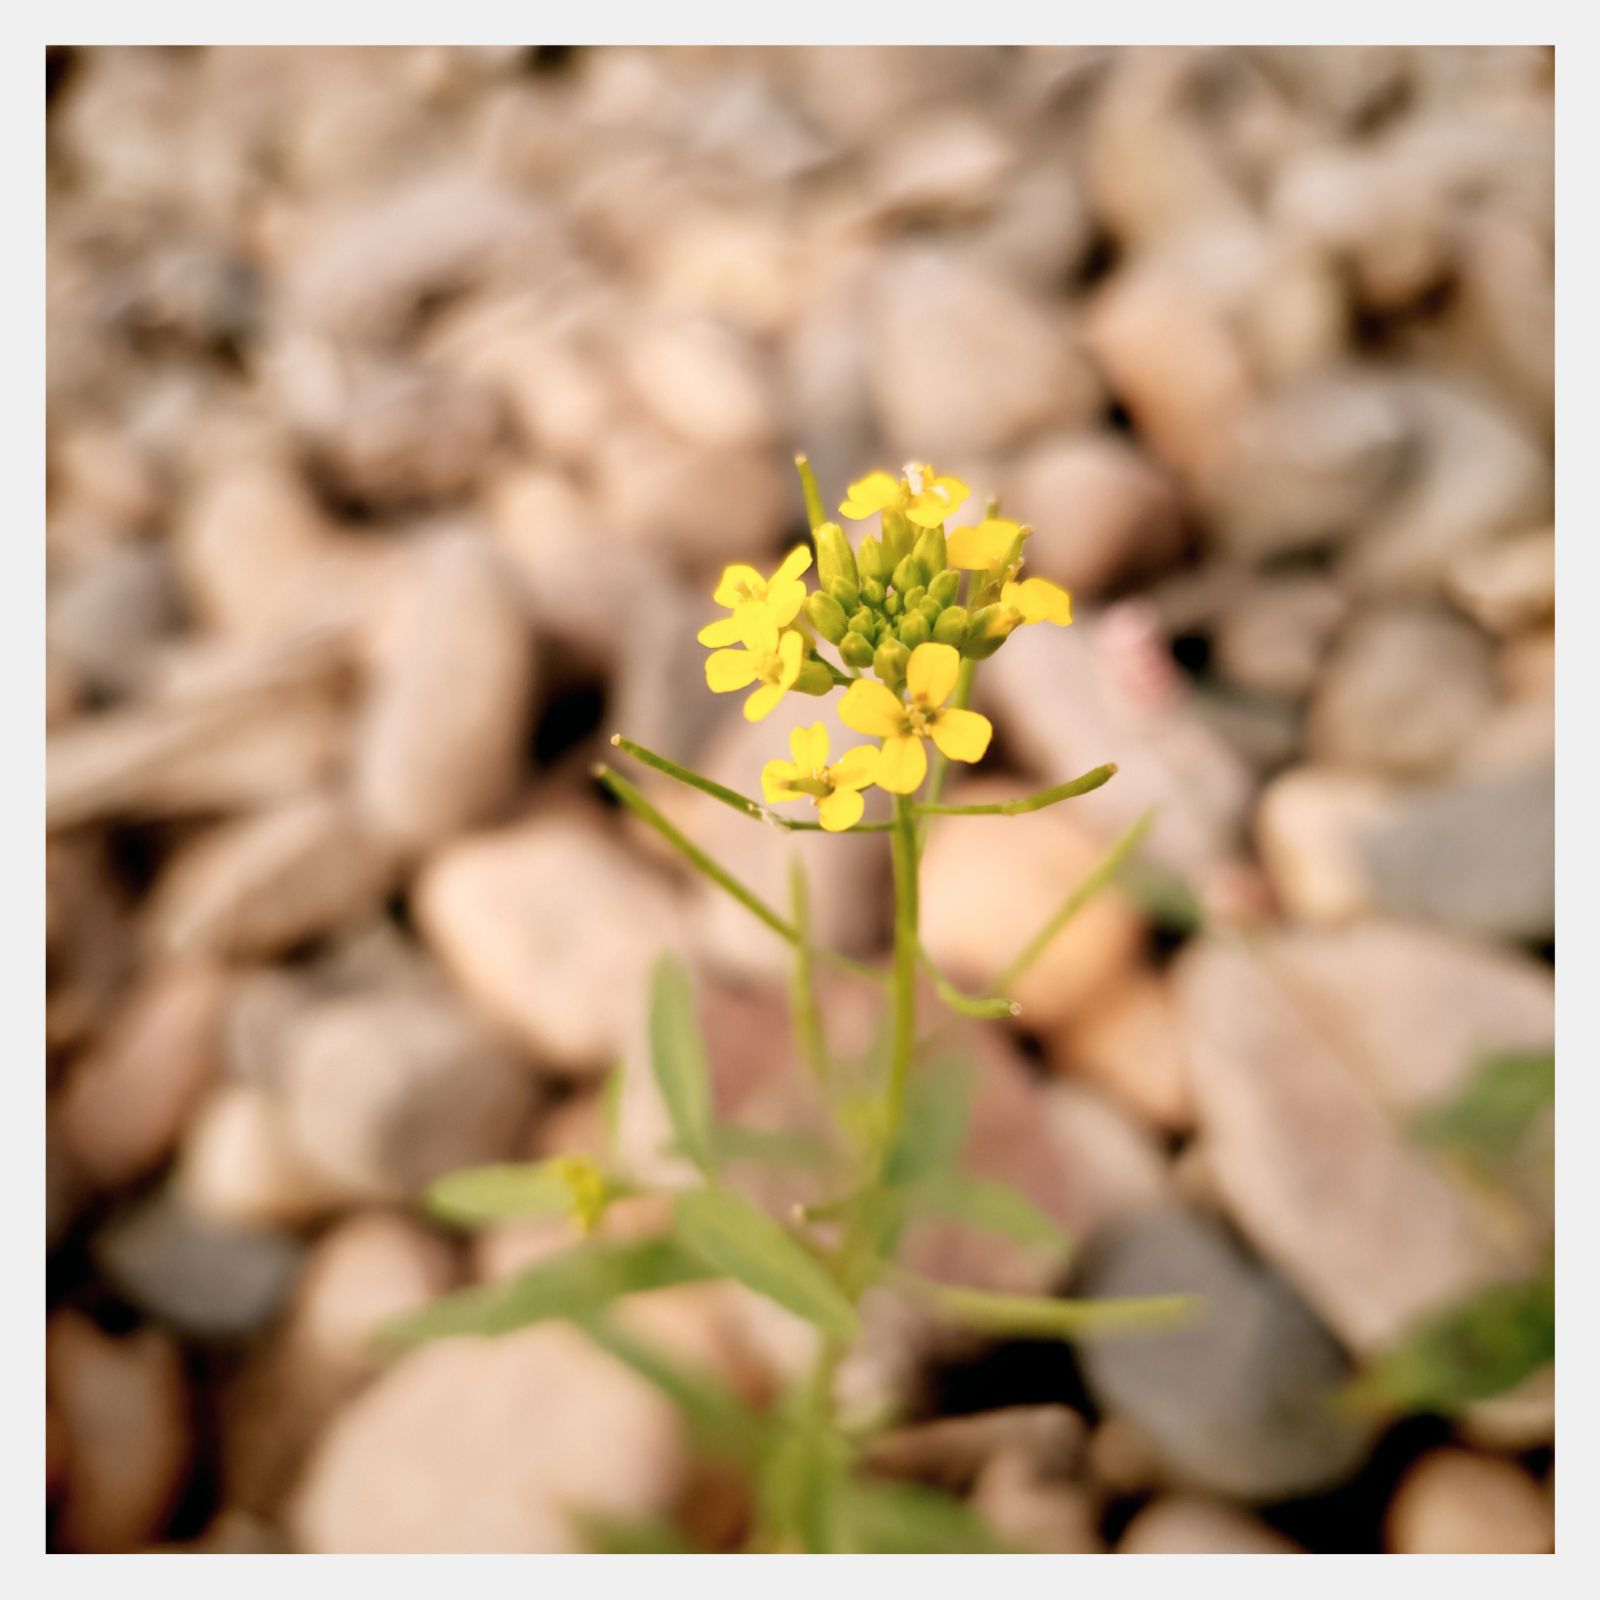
696;546;813;647
838;642;992;794
1000;576;1073;627
760;723;880;832
947;517;1027;572
839;463;969;529
705;608;805;722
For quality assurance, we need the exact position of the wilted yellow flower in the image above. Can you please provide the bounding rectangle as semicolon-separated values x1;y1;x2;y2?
839;642;992;793
697;546;813;647
947;517;1026;572
839;463;969;529
761;723;880;832
1000;577;1073;627
705;609;805;722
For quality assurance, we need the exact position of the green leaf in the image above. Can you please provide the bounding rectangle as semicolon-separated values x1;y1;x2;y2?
575;1312;766;1465
706;1123;837;1170
424;1160;575;1226
649;956;717;1175
910;1170;1071;1254
1354;1261;1555;1413
380;1236;709;1348
1414;1049;1555;1170
673;1188;858;1341
883;1053;972;1187
1115;855;1204;935
827;1477;1006;1554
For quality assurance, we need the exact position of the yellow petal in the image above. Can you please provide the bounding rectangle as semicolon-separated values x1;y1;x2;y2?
774;545;813;585
827;745;880;791
1003;577;1073;627
875;733;928;794
906;642;960;708
930;707;993;764
790;721;830;774
744;682;786;722
839;679;907;739
713;564;764;609
839;471;902;520
906;475;970;528
766;577;807;628
706;648;758;693
696;615;745;647
776;629;804;688
817;787;866;832
761;759;803;804
947;518;1021;571
736;604;779;654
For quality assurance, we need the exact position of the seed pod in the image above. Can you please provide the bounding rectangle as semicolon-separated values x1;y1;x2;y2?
933;604;970;646
873;637;910;689
891;556;929;595
928;568;961;607
912;525;947;577
794;658;835;696
827;575;861;614
860;577;887;607
897;611;931;651
805;591;848;644
839;630;875;670
815;521;859;593
857;536;887;583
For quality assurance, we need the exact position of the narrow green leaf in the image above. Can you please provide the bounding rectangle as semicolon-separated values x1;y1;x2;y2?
1352;1262;1555;1413
674;1188;859;1341
828;1477;1006;1554
707;1123;837;1170
885;1267;1197;1341
424;1161;575;1227
910;1170;1071;1254
380;1236;710;1348
1414;1049;1555;1169
649;956;717;1175
883;1053;973;1188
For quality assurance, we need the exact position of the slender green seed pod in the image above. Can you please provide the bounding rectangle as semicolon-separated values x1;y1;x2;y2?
933;605;970;646
873;637;910;689
804;591;849;644
912;525;947;577
794;658;835;696
839;630;875;671
860;577;887;607
929;568;962;607
897;611;931;651
815;521;859;592
857;536;887;582
827;575;860;614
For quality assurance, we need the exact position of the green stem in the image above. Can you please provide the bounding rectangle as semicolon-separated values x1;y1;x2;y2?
883;795;920;1176
916;942;1018;1020
795;453;827;532
990;807;1156;996
882;1266;1197;1339
918;657;976;843
789;859;828;1086
917;762;1118;816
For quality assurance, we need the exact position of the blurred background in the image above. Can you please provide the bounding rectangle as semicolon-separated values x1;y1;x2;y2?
45;45;1554;1554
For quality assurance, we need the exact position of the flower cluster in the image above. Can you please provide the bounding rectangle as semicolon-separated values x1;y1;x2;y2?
698;461;1073;822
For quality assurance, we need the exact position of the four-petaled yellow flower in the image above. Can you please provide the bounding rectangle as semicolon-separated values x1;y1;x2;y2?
697;546;813;647
705;608;805;722
761;723;881;832
947;516;1026;572
839;642;993;794
839;464;969;529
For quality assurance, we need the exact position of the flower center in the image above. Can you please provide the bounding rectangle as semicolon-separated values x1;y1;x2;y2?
759;650;785;684
905;703;934;737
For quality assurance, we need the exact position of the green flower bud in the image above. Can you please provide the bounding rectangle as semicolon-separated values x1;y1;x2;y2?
891;556;929;595
847;607;876;636
884;591;904;618
827;575;860;614
961;603;1018;659
917;596;943;626
794;657;836;696
857;536;887;582
839;630;876;670
860;576;887;607
873;637;910;689
912;525;947;577
897;610;931;651
815;521;859;592
902;584;927;611
933;604;970;646
928;568;962;607
881;509;913;570
804;591;848;644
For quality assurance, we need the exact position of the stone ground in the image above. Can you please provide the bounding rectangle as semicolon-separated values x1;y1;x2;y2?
45;45;1553;1554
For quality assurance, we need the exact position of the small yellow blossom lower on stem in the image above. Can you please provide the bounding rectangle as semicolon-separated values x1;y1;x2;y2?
839;464;969;528
705;609;805;722
947;517;1027;572
761;723;880;832
839;642;992;794
696;546;813;646
1000;577;1073;627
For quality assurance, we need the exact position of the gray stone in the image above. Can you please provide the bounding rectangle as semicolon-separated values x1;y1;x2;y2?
1077;1208;1370;1501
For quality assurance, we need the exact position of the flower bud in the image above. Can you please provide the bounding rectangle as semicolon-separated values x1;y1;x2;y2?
902;584;927;611
883;591;904;618
928;568;961;606
847;607;876;636
932;604;970;646
917;596;943;626
961;603;1018;659
897;610;931;651
860;576;887;607
839;630;876;670
912;525;947;577
794;658;835;695
873;637;910;689
891;555;929;595
804;591;848;644
827;575;860;614
815;521;859;592
881;509;913;570
857;536;887;582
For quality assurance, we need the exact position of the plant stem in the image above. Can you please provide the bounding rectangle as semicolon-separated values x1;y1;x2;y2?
917;657;976;844
881;1266;1198;1338
789;859;828;1087
883;795;921;1177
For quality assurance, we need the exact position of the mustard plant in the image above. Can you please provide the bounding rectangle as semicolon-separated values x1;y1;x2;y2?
387;456;1190;1553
